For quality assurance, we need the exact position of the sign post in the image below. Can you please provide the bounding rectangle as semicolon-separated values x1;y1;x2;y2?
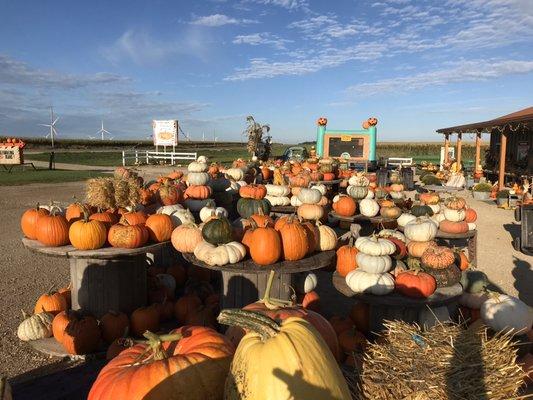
152;120;178;148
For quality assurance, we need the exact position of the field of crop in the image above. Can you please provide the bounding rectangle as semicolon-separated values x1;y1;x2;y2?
0;169;108;186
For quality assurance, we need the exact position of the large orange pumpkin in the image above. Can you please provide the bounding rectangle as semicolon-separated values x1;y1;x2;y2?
301;221;319;254
420;245;455;269
35;211;70;247
130;306;160;337
158;184;182;205
121;211;147;226
69;211;107;250
65;203;85;223
101;311;129;344
21;205;49;239
52;310;77;343
88;326;235;400
439;220;469;234
248;225;282;265
336;239;358;277
332;195;357;217
89;211;118;229
61;314;101;355
277;216;309;261
108;223;148;248
34;291;67;315
395;270;437;298
239;184;267;199
145;214;173;242
184;185;212;200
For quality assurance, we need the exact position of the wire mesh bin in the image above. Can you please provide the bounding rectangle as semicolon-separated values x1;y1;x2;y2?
401;167;415;190
514;204;533;256
377;168;388;187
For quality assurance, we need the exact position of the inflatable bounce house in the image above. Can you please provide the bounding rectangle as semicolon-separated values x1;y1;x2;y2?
315;117;378;169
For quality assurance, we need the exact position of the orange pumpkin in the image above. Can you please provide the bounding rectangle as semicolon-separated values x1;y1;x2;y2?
240;184;267;199
301;221;319;254
69;210;107;250
260;166;272;180
420;246;455;269
138;188;154;206
61;314;101;355
277;216;309;261
289;174;311;188
464;208;477;223
21;205;49;239
100;311;129;344
300;291;320;312
145;214;173;242
367;117;378;126
248;225;282;266
174;294;202;325
89;211;118;229
395;270;437;298
317;117;328;126
130;305;160;337
52;310;77;343
419;192;440;205
121;211;147;226
439;220;469;234
35;291;67;315
66;203;85;223
108;222;148;248
407;240;436;258
184;185;212;200
58;285;72;308
322;172;336;181
456;251;470;271
336;241;358;277
332;195;357;217
167;170;184;180
35;211;70;247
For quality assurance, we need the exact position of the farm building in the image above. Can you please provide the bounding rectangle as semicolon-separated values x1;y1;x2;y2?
437;106;533;189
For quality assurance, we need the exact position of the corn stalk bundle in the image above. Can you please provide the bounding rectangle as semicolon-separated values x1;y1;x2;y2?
85;178;116;210
348;320;526;400
113;178;140;209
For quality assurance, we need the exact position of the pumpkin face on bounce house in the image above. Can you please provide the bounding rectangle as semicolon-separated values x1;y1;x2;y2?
317;117;328;126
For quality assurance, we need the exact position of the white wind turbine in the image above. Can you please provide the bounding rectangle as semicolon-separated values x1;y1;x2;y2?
96;120;111;140
39;106;59;148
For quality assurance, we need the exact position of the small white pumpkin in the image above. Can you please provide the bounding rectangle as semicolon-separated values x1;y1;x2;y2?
188;161;208;173
265;195;291;206
359;198;380;217
377;229;406;243
311;184;327;196
297;188;323;205
459;292;489;309
160;206;195;227
443;208;466;222
356;253;393;273
431;213;446;224
290;196;303;207
265;184;290;197
348;173;369;187
397;213;416;228
157;204;184;214
316;223;337;251
389;191;404;200
17;311;54;341
225;168;245;181
428;204;441;214
345;270;395;295
467;223;476;231
365;190;375;199
199;201;228;222
404;217;438;242
355;236;396;256
187;172;210;186
347;185;369;200
481;294;533;335
194;240;246;266
297;273;318;294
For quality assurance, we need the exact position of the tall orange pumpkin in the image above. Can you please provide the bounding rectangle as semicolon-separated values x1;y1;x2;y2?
88;327;235;400
145;214;173;242
332;195;356;217
61;314;101;355
21;205;49;239
336;239;358;277
277;216;309;261
248;224;282;265
69;210;107;250
35;210;70;247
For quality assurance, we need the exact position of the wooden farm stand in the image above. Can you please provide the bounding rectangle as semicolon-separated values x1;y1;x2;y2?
397;227;478;267
330;211;398;231
183;250;335;309
270;205;297;217
333;271;463;334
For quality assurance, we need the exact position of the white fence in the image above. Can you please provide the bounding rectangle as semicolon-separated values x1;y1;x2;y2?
122;150;197;166
386;157;413;168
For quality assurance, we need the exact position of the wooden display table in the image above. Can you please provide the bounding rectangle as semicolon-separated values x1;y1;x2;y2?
329;211;398;230
270;205;297;216
22;238;170;318
183;250;335;309
332;271;462;334
397;227;478;266
309;179;342;186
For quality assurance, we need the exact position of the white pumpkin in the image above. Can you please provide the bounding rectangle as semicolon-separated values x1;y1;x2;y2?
481;294;533;335
431;213;446;224
348;173;369;187
356;253;393;273
467;222;476;231
194;240;246;266
459;292;489;309
428;204;441;214
359;198;380;217
296;273;318;294
365;190;375;199
347;185;369;200
265;184;290;197
316;223;337;251
160;206;195;227
297;188;323;205
187;172;210;186
156;273;176;294
290;196;303;207
356;236;396;256
199;202;228;222
345;270;395;295
188;161;208;173
297;204;325;221
183;198;212;213
404;218;438;242
17;311;54;341
311;184;327;196
397;213;416;228
157;204;184;214
197;155;208;164
265;195;291;206
389;191;404;200
377;229;406;243
443;208;466;222
225;168;245;181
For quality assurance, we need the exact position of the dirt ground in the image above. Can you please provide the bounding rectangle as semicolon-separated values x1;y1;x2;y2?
0;182;531;381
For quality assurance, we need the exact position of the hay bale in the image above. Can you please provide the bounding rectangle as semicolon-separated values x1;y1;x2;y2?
86;178;115;210
356;320;525;400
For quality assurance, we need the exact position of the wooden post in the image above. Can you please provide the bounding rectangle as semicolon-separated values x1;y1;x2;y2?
456;132;462;166
474;132;481;172
444;134;450;164
498;130;507;191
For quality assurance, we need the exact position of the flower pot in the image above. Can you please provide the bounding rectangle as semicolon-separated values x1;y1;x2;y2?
472;191;490;201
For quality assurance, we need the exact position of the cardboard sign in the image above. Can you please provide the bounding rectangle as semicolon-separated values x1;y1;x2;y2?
341;135;352;142
0;146;22;164
152;120;178;146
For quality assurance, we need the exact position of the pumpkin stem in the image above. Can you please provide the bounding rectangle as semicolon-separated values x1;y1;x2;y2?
140;331;183;361
260;270;295;309
217;309;280;341
21;309;29;319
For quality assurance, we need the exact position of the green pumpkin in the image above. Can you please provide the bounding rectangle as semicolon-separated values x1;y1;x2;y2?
460;270;489;293
236;198;271;219
374;188;388;199
201;216;233;245
410;204;434;217
422;264;461;288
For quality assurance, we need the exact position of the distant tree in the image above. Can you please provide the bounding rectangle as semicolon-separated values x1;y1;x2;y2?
244;116;270;158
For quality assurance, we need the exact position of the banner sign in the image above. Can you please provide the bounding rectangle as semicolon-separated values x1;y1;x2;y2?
0;146;22;164
153;120;178;146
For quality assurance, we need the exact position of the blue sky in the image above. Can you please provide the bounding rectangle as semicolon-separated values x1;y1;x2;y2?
0;0;532;143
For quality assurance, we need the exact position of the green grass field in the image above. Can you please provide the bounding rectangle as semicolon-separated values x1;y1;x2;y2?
0;169;108;186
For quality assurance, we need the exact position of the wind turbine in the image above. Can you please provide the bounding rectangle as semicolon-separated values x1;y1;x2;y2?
39;106;59;148
96;120;111;140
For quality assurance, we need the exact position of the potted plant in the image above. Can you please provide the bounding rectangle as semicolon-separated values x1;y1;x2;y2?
472;182;492;200
496;190;510;207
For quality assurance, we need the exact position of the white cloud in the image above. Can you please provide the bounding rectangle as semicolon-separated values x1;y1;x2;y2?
233;33;292;49
288;15;383;41
346;59;533;95
247;0;308;10
190;14;257;27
